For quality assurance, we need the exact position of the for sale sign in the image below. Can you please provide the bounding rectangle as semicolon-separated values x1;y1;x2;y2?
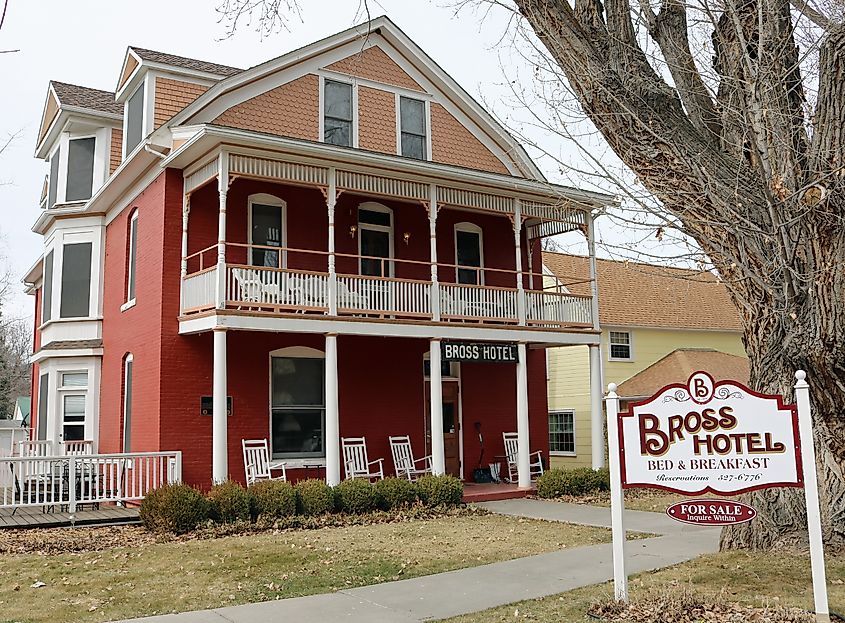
618;371;803;495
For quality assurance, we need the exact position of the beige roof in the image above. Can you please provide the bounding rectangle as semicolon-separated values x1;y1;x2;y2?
542;252;742;331
616;348;750;399
51;81;123;116
130;47;242;77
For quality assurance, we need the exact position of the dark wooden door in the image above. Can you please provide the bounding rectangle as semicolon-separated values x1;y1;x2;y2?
424;381;461;477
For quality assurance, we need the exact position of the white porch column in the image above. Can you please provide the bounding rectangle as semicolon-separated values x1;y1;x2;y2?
212;327;228;483
514;199;526;326
587;209;601;332
327;169;338;316
179;194;190;313
516;342;531;488
215;153;229;310
325;334;340;485
428;185;440;322
589;344;605;468
429;338;446;475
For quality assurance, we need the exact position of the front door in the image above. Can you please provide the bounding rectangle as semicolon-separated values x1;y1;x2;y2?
424;381;461;478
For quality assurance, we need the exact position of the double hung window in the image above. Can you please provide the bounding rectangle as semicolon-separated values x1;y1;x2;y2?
323;80;353;147
399;97;426;160
548;411;576;454
271;357;326;459
60;372;88;442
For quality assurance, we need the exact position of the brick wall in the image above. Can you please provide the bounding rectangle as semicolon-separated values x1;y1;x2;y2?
154;78;209;129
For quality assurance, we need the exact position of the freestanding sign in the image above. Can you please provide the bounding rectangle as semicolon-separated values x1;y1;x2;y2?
605;370;830;622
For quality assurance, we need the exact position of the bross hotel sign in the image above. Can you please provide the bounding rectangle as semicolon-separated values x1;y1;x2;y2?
619;371;802;495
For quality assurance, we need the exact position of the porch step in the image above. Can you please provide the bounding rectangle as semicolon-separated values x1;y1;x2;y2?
462;483;535;503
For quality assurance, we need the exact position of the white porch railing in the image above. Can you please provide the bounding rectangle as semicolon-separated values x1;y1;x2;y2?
439;283;519;321
226;265;329;311
0;451;182;513
182;267;217;312
336;275;431;316
526;291;593;326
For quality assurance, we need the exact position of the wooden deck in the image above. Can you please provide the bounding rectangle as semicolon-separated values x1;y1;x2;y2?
462;482;535;503
0;505;139;529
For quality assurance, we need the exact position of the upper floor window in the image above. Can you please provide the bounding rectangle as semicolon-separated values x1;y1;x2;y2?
48;148;60;208
399;96;427;160
249;195;285;268
125;84;145;154
323;80;353;147
126;211;138;303
66;137;96;202
455;223;484;285
60;242;92;318
609;331;633;361
42;250;54;324
358;203;393;277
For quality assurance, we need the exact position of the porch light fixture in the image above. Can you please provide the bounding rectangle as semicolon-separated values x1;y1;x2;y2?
349;225;357;238
403;232;411;245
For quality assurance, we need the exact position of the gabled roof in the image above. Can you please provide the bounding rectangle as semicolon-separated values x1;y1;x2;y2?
13;397;31;420
542;252;742;331
129;47;242;77
50;81;122;116
616;349;749;399
166;15;543;180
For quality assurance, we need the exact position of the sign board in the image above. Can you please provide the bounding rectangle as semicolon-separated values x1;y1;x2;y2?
441;341;518;363
665;499;757;526
618;371;802;495
200;396;233;417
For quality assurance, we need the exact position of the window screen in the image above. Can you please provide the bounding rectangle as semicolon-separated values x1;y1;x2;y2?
549;411;575;453
60;242;92;318
123;358;133;453
271;357;326;458
66;137;95;201
48;148;60;208
400;97;426;160
128;213;138;300
37;373;49;441
42;250;54;323
609;331;632;359
323;80;352;147
126;85;145;154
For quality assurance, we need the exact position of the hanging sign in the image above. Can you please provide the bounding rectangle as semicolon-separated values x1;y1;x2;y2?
618;371;802;495
441;341;518;363
665;499;757;526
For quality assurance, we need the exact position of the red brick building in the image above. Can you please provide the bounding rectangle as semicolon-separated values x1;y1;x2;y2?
23;17;610;488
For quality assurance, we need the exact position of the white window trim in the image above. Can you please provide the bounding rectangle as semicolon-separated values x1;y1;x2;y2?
357;201;394;277
124;210;139;309
122;354;133;453
549;409;577;457
608;329;634;362
454;222;485;285
268;346;327;464
247;193;287;268
319;75;358;149
395;93;431;161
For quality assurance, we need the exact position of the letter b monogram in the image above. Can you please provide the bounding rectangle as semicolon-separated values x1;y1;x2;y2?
688;372;714;404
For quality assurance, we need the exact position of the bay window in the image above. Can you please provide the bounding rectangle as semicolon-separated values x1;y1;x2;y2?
48;148;60;208
65;137;96;202
59;242;92;318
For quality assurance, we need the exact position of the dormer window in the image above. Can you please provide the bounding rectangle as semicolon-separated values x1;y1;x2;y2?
66;137;96;202
48;148;60;208
125;84;145;154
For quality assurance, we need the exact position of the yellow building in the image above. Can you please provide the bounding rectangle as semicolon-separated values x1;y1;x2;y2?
542;252;746;469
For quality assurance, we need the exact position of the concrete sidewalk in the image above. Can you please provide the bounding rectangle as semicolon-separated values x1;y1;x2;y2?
118;500;720;623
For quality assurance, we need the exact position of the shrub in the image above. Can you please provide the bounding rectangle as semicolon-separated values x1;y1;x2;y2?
207;480;251;523
139;483;209;534
296;478;335;516
416;475;463;507
334;478;378;514
594;467;611;492
248;480;297;520
537;467;608;498
374;477;418;510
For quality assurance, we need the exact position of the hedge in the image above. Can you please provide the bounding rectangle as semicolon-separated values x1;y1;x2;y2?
536;467;609;498
139;483;209;534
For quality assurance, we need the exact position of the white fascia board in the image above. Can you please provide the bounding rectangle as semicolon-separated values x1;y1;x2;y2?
179;312;601;346
22;254;44;285
30;348;104;365
35;109;123;160
115;48;143;96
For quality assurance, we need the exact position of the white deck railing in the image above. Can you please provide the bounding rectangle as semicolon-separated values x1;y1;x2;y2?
0;451;182;513
439;283;519;321
226;265;329;311
337;275;431;316
526;291;593;326
182;268;217;312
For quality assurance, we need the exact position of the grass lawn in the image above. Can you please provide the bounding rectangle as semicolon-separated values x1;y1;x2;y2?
0;513;612;623
444;550;845;622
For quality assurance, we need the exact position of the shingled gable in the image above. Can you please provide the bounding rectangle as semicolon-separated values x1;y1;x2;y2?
164;16;542;180
542;252;743;331
36;81;123;152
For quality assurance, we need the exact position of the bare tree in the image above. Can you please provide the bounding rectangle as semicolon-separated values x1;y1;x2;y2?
216;0;845;550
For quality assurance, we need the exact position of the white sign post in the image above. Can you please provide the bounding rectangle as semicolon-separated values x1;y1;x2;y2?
795;371;830;623
604;383;628;602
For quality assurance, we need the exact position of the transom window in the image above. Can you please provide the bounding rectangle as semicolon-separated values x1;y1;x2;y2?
549;410;575;454
271;355;326;459
455;223;484;285
249;195;285;268
609;331;633;360
358;203;393;277
323;80;353;147
399;96;426;160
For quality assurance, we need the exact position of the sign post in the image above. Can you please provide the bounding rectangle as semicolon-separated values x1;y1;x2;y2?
604;383;628;601
795;371;830;623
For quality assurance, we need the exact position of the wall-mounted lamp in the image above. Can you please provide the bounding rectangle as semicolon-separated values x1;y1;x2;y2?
349;225;357;239
403;232;411;245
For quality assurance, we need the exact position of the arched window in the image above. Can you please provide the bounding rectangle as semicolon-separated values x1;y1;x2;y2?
269;347;325;460
357;202;393;277
122;353;133;452
126;209;139;305
248;193;286;268
454;222;484;285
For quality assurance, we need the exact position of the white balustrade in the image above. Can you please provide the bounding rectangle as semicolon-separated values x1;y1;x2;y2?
439;283;519;321
182;268;217;312
336;276;430;316
0;451;182;513
525;290;593;326
226;265;329;311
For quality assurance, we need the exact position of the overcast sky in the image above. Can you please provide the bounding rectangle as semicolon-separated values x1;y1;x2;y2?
0;0;605;320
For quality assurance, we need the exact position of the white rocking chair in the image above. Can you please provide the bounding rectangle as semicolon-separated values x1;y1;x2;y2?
242;439;287;486
389;435;432;481
341;437;384;481
502;432;544;483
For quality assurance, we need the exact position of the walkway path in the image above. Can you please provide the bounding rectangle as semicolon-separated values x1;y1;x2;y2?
118;499;720;623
